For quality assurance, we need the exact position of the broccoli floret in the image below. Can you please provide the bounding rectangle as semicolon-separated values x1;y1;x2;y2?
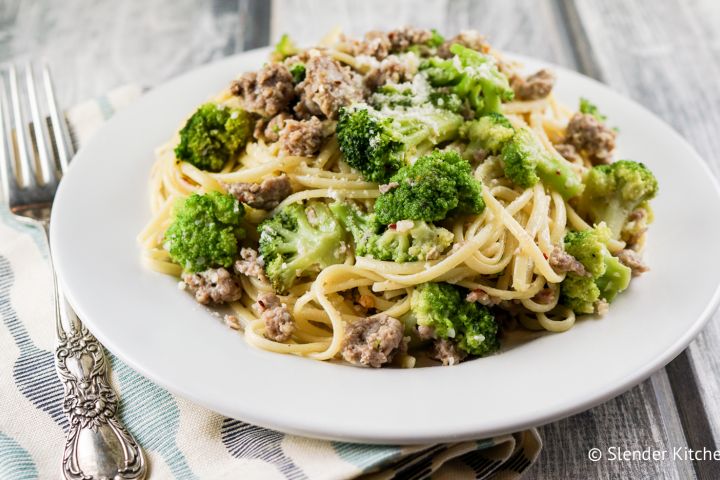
420;57;462;86
371;76;461;112
419;44;514;117
499;128;541;188
411;282;499;356
164;192;245;273
579;98;607;122
175;103;252;172
336;106;403;183
258;201;347;293
560;275;601;315
578;160;659;239
560;225;632;313
330;202;453;262
272;34;299;61
463;112;515;158
288;62;306;83
371;221;453;262
428;90;463;113
370;84;415;109
337;104;464;183
328;201;380;246
373;150;485;225
501;128;584;199
461;114;583;198
428;29;445;48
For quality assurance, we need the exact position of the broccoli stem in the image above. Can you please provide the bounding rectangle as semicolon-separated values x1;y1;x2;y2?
394;108;463;158
596;256;632;302
597;199;631;240
536;154;584;200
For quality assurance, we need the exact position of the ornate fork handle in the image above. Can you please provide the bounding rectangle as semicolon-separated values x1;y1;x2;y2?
42;221;147;480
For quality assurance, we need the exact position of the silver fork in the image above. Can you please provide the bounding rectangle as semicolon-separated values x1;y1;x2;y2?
0;64;146;480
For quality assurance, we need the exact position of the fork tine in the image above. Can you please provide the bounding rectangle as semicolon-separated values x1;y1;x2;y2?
42;65;73;173
0;74;18;204
25;63;57;186
8;65;37;188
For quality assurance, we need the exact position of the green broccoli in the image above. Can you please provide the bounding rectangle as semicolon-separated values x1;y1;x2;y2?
410;282;499;356
373;150;485;225
427;29;445;48
336;104;464;183
258;201;347;293
560;275;601;315
272;34;299;61
419;44;514;117
164;192;245;273
330;202;454;262
560;225;632;314
370;77;461;113
579;98;607;122
501;128;584;199
462;112;515;158
288;62;306;83
578;160;659;239
367;221;454;262
405;29;445;56
369;84;415;109
428;90;464;113
175;103;253;172
420;56;462;86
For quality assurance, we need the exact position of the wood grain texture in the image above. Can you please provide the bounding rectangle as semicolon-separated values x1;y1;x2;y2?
0;0;258;106
531;373;694;480
570;2;720;478
271;0;577;67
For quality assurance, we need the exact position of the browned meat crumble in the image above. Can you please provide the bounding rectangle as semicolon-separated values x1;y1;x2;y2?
431;339;467;366
255;292;295;342
466;289;502;306
565;112;617;165
182;268;242;305
364;56;416;90
254;112;292;142
549;247;587;276
234;248;267;281
617;249;649;277
554;143;583;164
225;175;293;210
341;314;405;368
512;69;556;101
231;63;295;117
294;54;363;119
279;116;327;157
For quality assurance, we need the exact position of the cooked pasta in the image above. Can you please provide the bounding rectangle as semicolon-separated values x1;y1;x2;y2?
138;27;657;368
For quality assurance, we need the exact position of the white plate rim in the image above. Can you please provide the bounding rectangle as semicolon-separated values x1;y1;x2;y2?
50;47;720;444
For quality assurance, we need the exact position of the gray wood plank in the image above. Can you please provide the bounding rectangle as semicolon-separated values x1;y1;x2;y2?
271;0;577;67
569;2;720;478
532;373;693;480
272;2;692;479
240;0;271;50
0;0;257;106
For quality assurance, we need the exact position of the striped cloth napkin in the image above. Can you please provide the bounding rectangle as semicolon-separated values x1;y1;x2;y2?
0;85;542;480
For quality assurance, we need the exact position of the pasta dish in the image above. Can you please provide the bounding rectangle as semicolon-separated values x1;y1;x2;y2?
138;27;658;368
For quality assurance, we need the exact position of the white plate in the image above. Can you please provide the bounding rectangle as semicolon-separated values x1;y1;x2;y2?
51;48;720;444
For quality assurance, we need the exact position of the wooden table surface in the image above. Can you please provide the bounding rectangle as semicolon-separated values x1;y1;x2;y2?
2;1;719;478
